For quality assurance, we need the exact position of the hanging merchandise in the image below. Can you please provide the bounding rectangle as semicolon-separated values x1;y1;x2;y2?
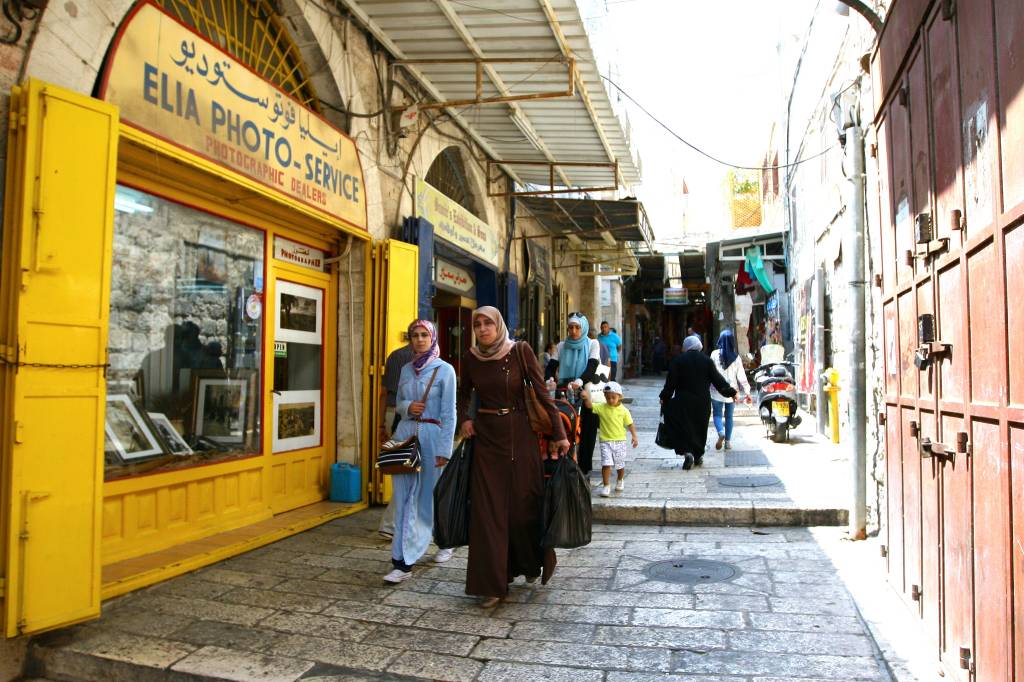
735;261;756;295
744;246;775;294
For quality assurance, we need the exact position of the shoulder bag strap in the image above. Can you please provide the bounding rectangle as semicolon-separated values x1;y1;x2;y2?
515;342;532;386
420;366;440;402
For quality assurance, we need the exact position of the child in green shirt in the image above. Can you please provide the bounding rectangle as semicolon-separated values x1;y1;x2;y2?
582;381;639;497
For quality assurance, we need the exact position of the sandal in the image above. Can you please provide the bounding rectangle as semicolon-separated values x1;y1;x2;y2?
479;597;501;609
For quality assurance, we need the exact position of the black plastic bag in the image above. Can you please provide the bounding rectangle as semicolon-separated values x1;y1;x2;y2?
433;437;472;548
542;455;592;549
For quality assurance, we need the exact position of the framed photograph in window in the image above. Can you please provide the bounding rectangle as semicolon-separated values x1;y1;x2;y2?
272;389;321;452
148;412;194;455
192;372;253;445
275;280;322;345
104;394;165;461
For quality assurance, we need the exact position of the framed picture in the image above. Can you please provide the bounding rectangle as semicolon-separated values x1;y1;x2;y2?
193;373;251;445
105;394;165;461
272;389;321;453
275;280;322;345
148;412;193;455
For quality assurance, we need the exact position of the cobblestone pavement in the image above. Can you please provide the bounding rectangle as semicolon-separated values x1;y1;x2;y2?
589;378;850;526
32;509;896;681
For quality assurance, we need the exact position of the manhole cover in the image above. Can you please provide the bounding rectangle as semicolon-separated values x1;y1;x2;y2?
717;474;782;488
644;559;738;584
724;451;770;467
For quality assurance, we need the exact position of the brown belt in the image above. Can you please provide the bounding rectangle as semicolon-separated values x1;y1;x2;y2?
478;407;519;415
416;418;441;425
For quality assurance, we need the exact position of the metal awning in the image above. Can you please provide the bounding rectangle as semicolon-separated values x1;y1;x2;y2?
338;0;640;192
518;196;654;250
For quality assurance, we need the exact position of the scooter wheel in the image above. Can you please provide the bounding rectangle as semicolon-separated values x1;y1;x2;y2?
772;425;788;443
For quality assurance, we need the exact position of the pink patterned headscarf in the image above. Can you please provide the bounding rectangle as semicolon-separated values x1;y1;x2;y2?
408;319;439;374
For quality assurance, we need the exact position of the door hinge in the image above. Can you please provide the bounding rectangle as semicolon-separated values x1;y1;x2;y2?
0;577;5;597
909;420;919;438
942;0;956;21
956;431;971;457
878;411;886;425
959;646;973;673
880;544;888;557
910;584;921;601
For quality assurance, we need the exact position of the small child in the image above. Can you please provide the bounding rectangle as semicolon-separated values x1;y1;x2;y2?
582;381;639;497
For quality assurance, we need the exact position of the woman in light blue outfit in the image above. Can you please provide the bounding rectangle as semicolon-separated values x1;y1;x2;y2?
383;319;457;584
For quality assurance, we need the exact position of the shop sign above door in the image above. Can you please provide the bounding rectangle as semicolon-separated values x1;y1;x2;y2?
415;178;499;267
434;257;475;296
664;287;689;305
100;2;367;232
274;237;325;272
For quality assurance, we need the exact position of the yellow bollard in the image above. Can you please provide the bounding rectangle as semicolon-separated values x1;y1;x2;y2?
821;367;841;444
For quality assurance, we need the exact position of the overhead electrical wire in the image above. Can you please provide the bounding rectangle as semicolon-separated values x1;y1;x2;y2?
599;75;837;172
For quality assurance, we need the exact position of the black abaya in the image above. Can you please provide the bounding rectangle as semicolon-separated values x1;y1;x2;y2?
659;350;737;456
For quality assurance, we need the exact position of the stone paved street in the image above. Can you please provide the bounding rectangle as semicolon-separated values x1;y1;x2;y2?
31;512;895;681
26;377;917;681
590;378;850;526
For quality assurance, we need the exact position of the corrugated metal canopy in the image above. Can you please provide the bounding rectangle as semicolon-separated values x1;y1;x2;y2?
518;196;653;249
338;0;640;191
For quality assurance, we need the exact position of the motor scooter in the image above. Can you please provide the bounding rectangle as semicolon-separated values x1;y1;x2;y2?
751;360;803;443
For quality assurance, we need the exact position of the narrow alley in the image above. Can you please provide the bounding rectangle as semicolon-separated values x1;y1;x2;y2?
25;379;910;682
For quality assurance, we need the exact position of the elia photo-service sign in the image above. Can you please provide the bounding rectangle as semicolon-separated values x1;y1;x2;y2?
100;2;367;231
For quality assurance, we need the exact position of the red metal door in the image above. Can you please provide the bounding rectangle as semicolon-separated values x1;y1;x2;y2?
874;1;1023;679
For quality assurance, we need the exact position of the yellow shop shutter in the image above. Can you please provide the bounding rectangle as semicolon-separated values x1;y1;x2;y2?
0;80;118;636
369;240;418;503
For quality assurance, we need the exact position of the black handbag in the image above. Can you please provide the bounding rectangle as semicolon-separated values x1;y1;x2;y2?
376;367;439;475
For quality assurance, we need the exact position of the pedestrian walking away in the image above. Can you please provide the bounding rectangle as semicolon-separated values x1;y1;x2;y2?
458;306;569;608
659;335;737;469
582;381;638;497
382;320;457;585
377;340;415;539
597;321;623;381
549;313;604;474
710;329;752;451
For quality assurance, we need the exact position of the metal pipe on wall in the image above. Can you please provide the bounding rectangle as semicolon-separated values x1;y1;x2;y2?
815;265;827;436
846;125;867;539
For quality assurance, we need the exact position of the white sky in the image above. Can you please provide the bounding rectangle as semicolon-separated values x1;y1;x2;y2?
581;0;819;248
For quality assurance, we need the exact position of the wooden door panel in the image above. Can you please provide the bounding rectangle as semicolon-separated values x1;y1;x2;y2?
925;9;965;249
956;0;998;236
901;406;923;609
886;403;905;592
1007;224;1024;408
919;409;941;646
994;0;1024;214
967;240;1004;405
898;290;918;399
971;418;1012;682
1011;424;1024;681
878;120;896;291
916;281;935;401
908;47;932;265
889;99;915;285
884;299;899;396
940;411;972;682
937;263;965;405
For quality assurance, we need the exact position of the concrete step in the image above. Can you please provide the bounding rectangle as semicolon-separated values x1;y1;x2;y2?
591;498;848;526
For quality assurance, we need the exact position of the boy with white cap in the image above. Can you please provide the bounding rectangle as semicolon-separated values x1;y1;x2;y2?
582;381;639;497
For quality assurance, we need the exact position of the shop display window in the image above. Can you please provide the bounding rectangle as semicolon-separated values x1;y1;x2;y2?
105;185;265;479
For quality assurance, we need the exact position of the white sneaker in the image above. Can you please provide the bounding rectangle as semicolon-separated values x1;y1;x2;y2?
724;440;732;451
600;485;611;497
614;479;625;492
383;568;411;584
433;548;454;563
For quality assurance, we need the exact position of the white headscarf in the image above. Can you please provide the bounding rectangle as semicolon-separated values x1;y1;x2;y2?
683;335;703;352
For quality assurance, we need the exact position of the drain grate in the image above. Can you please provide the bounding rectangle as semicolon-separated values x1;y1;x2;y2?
644;558;739;584
717;474;782;488
724;451;770;467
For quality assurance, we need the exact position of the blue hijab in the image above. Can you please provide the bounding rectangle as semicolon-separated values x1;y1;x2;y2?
559;314;591;381
717;329;738;368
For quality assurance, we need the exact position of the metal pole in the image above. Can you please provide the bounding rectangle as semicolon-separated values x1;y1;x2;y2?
846;125;868;540
816;266;827;436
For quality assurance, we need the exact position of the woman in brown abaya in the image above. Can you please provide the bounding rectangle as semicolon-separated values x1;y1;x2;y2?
458;306;570;608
